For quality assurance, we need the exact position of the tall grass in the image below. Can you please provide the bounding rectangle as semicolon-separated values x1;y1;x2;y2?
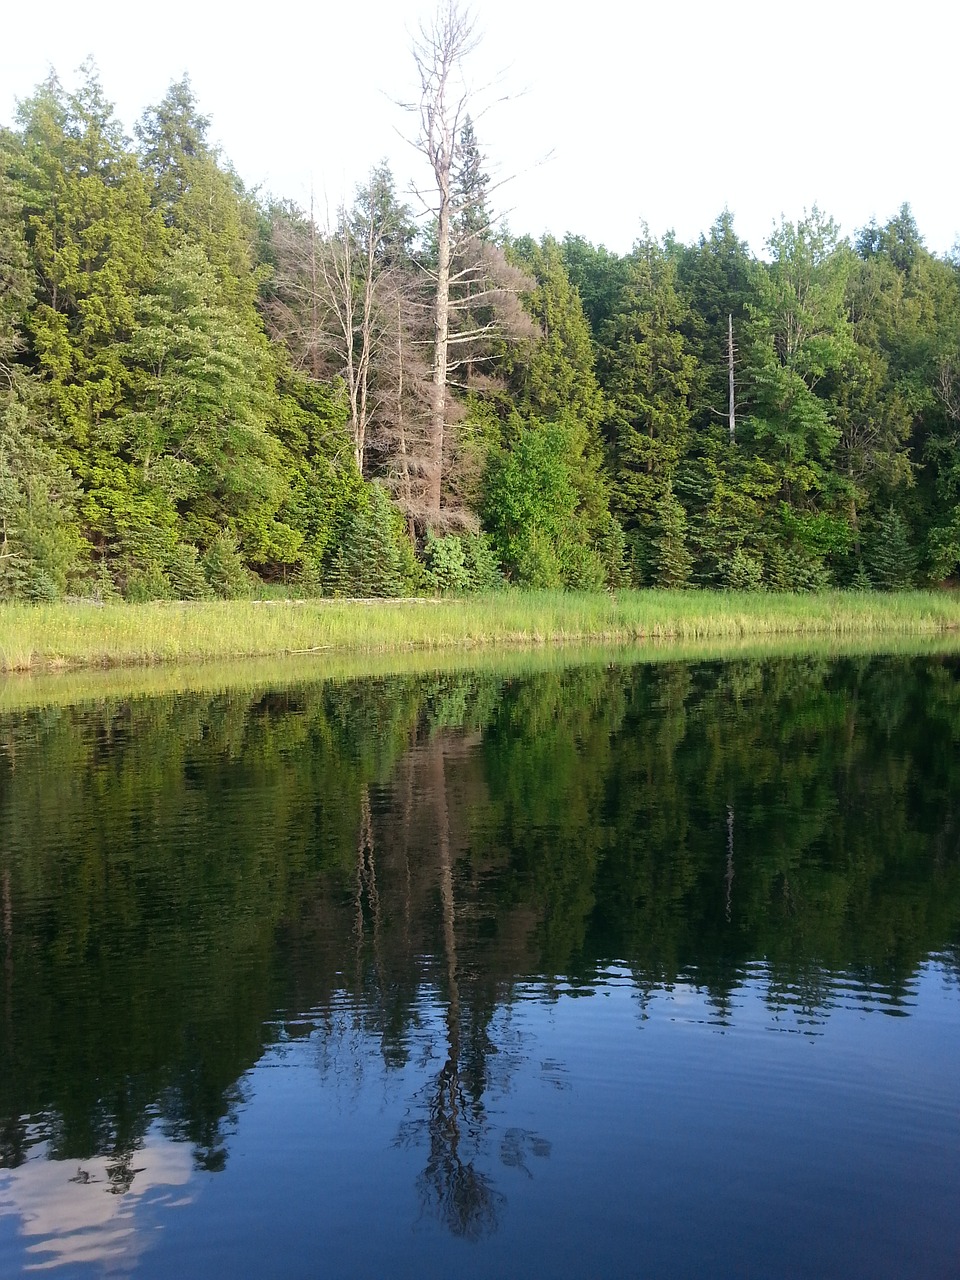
1;590;960;674
4;629;960;715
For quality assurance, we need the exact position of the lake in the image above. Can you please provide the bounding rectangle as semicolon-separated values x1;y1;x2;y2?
1;650;958;1278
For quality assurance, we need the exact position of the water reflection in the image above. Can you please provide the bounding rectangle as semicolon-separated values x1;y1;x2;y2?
0;1129;192;1271
0;654;959;1271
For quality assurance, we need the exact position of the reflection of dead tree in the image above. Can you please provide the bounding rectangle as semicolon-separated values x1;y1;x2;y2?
398;734;503;1239
416;1057;503;1240
3;869;11;1022
725;806;735;923
354;785;386;1032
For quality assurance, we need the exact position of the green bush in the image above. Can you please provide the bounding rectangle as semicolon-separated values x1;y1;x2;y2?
765;545;831;592
167;543;210;600
125;563;172;602
461;533;504;592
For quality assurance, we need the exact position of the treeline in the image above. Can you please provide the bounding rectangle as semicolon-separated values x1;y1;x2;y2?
1;60;959;601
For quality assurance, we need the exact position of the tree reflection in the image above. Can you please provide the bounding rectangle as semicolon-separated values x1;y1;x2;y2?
1;652;959;1225
394;731;508;1239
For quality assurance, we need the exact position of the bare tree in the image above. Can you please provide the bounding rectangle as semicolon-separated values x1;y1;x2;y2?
404;1;534;528
265;169;419;477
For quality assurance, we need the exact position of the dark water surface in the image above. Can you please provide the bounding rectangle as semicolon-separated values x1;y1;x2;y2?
0;653;958;1278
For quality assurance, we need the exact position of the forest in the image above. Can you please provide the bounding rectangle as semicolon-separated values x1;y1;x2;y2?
2;22;959;602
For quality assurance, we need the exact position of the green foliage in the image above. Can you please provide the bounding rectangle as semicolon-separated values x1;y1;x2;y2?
10;67;164;460
926;506;960;581
423;533;470;593
166;541;210;600
295;552;325;599
482;415;605;589
602;235;696;547
725;547;764;591
203;531;254;599
867;507;918;590
595;514;630;589
125;561;172;602
123;242;291;562
137;77;263;310
1;67;959;604
452;116;491;240
0;162;87;600
654;485;693;588
324;483;416;598
460;533;503;592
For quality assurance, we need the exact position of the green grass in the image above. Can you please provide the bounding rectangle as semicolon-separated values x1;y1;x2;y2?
4;629;960;715
1;589;960;675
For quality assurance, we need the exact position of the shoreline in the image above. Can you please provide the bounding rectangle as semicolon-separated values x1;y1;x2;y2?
3;590;960;675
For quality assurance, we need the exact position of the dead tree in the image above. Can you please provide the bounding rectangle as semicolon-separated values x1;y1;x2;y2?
266;171;424;478
403;2;533;529
728;312;737;444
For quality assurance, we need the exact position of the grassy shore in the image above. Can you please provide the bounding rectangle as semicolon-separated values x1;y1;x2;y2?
5;630;960;714
2;589;960;675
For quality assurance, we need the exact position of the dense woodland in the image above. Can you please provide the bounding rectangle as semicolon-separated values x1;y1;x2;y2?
2;40;960;601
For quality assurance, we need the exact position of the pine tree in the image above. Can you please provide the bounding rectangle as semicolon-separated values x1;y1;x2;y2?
10;67;163;504
867;506;918;589
137;78;261;311
122;242;294;564
655;484;693;588
0;149;85;597
602;235;696;578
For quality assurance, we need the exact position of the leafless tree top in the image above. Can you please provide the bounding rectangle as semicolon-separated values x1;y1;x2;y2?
407;3;479;189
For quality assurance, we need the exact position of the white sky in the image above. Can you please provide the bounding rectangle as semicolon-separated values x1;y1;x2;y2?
2;0;958;258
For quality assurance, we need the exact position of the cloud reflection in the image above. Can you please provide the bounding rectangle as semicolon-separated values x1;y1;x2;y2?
0;1128;193;1271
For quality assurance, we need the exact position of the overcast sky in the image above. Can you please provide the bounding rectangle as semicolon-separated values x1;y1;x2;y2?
3;0;957;257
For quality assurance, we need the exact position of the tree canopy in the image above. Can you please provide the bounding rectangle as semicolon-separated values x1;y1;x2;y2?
1;51;959;599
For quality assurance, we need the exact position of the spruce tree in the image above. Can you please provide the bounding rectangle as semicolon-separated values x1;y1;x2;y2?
868;506;918;589
655;484;693;588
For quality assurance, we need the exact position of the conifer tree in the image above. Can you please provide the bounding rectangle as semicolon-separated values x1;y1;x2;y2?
867;506;918;589
602;235;696;579
654;484;693;588
12;68;163;468
0;165;84;597
137;78;261;311
122;242;296;565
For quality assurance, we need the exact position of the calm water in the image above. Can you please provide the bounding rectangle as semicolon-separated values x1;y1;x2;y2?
0;653;958;1278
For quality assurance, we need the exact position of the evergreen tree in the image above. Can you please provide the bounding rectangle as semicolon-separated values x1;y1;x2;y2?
560;235;631;338
121;242;296;565
452;116;491;241
482;414;605;588
10;66;163;519
324;483;416;597
602;234;696;581
0;163;85;598
137;78;261;311
676;209;756;436
867;506;918;589
745;210;851;510
654;483;693;588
